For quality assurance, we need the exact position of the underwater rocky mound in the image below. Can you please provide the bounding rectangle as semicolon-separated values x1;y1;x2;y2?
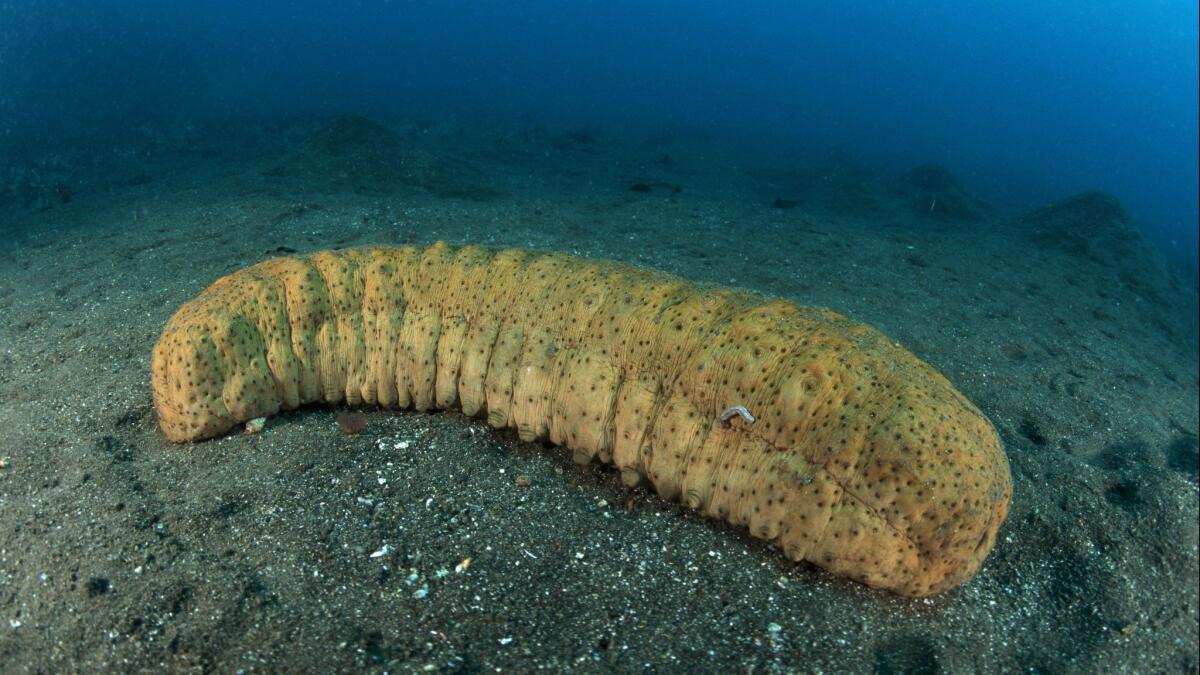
898;163;991;222
264;113;498;200
1025;191;1147;260
152;242;1012;597
1022;191;1187;307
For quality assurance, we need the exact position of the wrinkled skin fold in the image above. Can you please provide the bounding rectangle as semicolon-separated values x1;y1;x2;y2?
152;242;1012;597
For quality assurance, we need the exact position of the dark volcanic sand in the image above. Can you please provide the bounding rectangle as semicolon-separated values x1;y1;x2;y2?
0;117;1196;672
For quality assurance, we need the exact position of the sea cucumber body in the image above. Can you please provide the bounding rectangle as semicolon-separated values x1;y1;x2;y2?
152;242;1011;597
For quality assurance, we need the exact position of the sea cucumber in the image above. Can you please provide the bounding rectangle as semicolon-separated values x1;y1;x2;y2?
151;242;1011;597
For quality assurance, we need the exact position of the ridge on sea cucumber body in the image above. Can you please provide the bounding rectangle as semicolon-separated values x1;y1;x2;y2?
152;242;1012;597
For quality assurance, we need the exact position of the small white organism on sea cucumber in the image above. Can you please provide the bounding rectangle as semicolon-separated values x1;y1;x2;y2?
718;405;756;425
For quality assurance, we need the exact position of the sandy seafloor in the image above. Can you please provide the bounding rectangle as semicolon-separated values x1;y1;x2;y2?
0;115;1196;673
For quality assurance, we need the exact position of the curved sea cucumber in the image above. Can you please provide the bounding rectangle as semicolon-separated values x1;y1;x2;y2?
151;242;1011;597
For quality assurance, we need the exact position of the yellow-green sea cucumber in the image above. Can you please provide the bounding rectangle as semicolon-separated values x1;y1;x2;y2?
152;242;1011;597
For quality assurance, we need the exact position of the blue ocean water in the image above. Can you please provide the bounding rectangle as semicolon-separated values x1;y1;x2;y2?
1;0;1197;262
